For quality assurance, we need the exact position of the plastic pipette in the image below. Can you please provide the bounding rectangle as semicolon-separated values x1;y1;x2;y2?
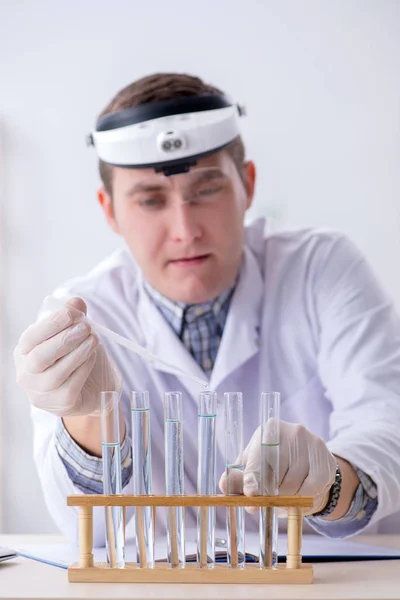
43;296;208;387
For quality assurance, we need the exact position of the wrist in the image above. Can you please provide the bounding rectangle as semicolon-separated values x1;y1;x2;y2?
63;410;126;458
312;463;341;518
62;415;103;456
316;456;360;521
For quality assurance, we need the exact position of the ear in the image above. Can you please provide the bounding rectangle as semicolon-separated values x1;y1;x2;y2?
97;188;121;234
242;161;256;210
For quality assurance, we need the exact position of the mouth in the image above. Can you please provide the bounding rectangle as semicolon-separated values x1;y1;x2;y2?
169;254;211;267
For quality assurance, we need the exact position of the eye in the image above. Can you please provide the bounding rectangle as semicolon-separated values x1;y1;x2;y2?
138;197;165;209
197;185;222;196
196;185;224;196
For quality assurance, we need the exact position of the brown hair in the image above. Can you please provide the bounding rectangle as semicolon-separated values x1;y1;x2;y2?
97;73;246;195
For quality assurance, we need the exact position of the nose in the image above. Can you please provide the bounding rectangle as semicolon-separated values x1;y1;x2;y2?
169;202;202;244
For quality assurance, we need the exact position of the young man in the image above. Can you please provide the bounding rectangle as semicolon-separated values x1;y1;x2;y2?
14;73;400;545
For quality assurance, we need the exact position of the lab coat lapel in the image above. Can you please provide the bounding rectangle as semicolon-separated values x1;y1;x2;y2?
136;278;208;388
209;246;263;390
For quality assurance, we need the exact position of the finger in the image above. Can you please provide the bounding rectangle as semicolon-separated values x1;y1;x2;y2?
26;334;98;394
243;471;260;496
245;505;259;515
31;352;97;415
219;472;227;494
278;429;309;495
243;471;262;515
219;468;244;495
296;472;332;498
25;322;92;373
66;297;87;315
17;305;86;355
296;440;336;497
61;351;98;415
279;466;309;495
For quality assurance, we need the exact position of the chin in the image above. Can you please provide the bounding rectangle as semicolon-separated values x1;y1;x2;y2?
170;288;215;305
164;279;221;305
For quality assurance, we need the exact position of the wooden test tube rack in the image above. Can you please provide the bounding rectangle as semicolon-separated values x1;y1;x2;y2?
67;494;314;584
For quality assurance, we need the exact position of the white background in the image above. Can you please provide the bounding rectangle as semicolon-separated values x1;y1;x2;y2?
0;0;399;533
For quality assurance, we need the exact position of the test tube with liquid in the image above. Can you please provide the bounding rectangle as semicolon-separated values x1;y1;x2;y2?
197;390;217;568
259;391;280;568
100;391;125;569
164;391;185;568
131;391;155;568
224;392;245;568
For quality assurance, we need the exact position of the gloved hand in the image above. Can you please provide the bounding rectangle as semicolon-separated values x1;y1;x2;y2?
14;297;121;417
219;420;337;516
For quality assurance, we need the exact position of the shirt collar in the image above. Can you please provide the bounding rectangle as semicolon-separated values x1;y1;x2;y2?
143;279;236;336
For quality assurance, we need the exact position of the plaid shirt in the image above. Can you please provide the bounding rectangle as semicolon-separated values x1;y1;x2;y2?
143;281;234;375
55;280;377;535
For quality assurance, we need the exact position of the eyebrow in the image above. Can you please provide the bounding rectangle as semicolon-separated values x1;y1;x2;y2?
125;181;169;197
125;168;226;198
191;169;226;184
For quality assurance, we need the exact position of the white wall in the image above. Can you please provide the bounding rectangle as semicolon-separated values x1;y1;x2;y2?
0;0;399;533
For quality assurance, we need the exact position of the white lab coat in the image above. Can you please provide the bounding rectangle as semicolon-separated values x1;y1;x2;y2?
31;219;400;545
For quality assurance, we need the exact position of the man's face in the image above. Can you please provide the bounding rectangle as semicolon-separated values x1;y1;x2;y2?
98;151;255;304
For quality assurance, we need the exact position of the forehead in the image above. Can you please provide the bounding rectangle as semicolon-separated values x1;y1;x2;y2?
112;150;236;190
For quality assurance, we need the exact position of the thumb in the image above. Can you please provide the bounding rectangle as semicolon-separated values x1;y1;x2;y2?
66;297;87;315
219;467;244;495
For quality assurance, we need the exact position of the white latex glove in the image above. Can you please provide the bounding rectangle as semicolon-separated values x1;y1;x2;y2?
219;420;337;517
14;297;121;417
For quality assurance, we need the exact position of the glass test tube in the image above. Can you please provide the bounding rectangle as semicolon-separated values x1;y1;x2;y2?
131;391;155;568
164;392;185;568
224;392;245;568
100;391;125;569
197;390;217;568
259;391;280;568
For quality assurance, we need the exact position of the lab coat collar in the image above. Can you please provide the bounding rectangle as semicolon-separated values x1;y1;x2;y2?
136;244;263;392
137;273;207;388
209;245;263;390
